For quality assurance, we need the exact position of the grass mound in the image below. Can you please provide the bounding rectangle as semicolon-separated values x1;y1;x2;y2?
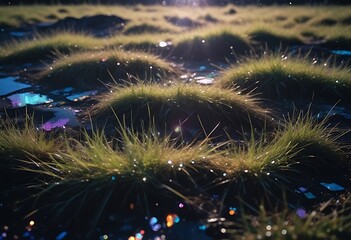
248;29;303;49
173;30;250;61
89;83;271;139
23;125;222;227
0;32;101;63
211;112;346;203
217;54;351;102
37;49;178;89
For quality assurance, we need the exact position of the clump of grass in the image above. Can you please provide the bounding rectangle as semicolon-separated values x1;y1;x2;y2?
227;194;351;240
0;32;101;63
217;54;351;102
173;30;251;61
248;28;303;49
25;124;222;226
0;114;58;161
37;49;178;89
89;83;271;138
212;111;345;203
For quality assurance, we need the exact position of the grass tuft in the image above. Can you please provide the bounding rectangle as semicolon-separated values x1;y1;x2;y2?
226;194;351;240
173;30;251;61
0;113;58;162
89;83;271;138
0;32;101;63
36;49;178;89
217;54;351;102
212;111;346;203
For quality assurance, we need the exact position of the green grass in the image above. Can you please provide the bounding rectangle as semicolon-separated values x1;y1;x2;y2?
216;54;351;102
248;28;303;48
0;114;59;161
23;123;223;226
228;194;351;240
211;111;346;202
89;83;271;137
0;32;101;63
36;48;178;89
173;29;251;61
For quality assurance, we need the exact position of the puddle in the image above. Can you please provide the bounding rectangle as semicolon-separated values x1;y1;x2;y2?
320;182;345;191
180;62;225;85
8;92;53;107
41;107;79;131
331;50;351;56
315;105;351;119
66;90;97;101
296;186;317;199
0;76;31;96
9;31;29;37
194;76;215;85
51;88;97;101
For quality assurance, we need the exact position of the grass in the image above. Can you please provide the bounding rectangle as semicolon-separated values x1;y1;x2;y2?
173;29;251;61
22;123;223;227
216;54;351;102
36;48;178;89
210;111;346;203
226;194;351;240
0;3;350;238
248;28;303;48
0;113;59;162
89;83;271;138
0;32;102;63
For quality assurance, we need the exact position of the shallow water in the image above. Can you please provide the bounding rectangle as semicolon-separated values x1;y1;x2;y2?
0;76;31;96
8;92;53;107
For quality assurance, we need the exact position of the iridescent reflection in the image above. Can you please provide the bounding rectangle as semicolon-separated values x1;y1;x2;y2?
42;118;69;131
8;93;53;107
41;108;79;131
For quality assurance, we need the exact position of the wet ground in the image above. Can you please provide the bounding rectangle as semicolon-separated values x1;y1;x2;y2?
1;14;351;240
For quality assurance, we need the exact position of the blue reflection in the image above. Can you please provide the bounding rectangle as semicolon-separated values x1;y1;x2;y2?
66;90;97;101
304;192;317;199
331;50;351;56
56;231;68;240
199;225;207;230
0;76;30;96
320;182;345;191
8;93;53;107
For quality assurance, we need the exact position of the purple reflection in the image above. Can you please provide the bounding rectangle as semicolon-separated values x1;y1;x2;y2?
296;208;307;218
42;118;69;131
